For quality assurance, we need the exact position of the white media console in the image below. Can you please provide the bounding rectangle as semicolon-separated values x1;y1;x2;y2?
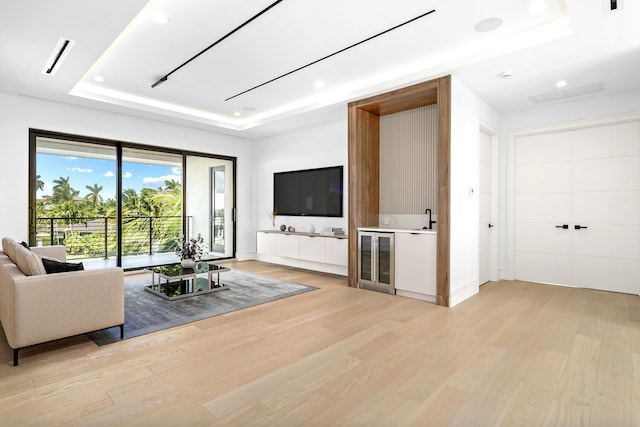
255;231;348;276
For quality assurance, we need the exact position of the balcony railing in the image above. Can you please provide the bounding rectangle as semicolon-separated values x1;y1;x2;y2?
36;216;190;260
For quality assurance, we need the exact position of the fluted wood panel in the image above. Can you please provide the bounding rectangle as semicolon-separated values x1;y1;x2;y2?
379;105;437;214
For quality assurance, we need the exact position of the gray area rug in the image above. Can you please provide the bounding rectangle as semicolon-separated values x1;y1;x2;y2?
88;269;317;346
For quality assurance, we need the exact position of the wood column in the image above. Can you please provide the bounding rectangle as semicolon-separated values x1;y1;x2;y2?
436;75;451;307
347;106;380;287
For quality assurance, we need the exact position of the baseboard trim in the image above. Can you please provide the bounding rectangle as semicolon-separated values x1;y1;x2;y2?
449;281;479;307
236;252;255;262
395;289;436;303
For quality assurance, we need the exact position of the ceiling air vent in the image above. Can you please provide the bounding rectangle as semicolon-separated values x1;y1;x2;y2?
530;81;605;104
603;0;624;13
41;37;75;76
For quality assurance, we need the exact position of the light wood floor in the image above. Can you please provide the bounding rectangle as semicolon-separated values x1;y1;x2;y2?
1;260;639;426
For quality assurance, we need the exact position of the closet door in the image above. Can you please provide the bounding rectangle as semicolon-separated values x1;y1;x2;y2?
571;122;640;294
513;120;640;294
514;131;572;285
479;129;492;285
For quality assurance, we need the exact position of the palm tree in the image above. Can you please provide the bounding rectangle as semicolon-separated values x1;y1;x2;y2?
122;188;141;216
85;183;103;207
164;179;181;192
35;174;45;192
52;176;79;203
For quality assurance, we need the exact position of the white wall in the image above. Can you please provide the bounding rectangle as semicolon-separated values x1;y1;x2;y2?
449;77;501;306
250;112;348;249
0;93;254;254
498;89;640;276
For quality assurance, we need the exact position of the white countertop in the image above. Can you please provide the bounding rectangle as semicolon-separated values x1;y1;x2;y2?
358;226;437;234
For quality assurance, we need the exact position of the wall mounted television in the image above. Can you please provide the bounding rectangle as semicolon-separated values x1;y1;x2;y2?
274;166;343;217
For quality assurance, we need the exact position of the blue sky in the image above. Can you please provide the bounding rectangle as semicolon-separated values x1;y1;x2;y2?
37;153;181;200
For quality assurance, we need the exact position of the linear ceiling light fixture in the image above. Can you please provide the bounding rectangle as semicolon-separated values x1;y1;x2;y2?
42;37;76;75
151;0;283;88
225;9;436;101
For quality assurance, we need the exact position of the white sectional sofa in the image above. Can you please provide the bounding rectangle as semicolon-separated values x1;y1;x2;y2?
0;237;124;365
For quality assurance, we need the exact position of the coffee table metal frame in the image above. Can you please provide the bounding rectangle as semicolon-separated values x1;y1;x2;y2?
144;261;230;300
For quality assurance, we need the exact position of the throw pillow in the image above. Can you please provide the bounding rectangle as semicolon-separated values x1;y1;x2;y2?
20;241;30;250
14;245;46;276
2;237;18;263
42;257;85;274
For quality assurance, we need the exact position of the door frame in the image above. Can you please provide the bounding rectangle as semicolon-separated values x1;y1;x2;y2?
210;165;226;254
505;111;640;280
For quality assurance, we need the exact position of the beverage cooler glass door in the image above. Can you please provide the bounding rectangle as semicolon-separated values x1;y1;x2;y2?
357;231;394;294
359;232;374;284
377;234;394;286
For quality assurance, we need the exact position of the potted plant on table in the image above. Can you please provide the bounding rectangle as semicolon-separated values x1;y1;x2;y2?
268;208;278;228
175;233;206;268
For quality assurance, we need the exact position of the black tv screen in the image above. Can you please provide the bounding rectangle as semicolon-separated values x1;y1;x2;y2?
274;166;343;217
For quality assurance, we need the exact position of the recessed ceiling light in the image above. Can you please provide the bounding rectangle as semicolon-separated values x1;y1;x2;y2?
315;80;324;89
529;0;547;15
234;112;241;117
93;75;104;83
498;71;513;79
474;18;503;33
153;12;169;24
556;80;567;88
242;106;256;112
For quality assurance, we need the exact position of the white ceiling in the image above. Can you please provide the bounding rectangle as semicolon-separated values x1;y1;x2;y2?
1;0;639;138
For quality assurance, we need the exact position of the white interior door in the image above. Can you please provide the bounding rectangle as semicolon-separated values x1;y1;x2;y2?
571;122;640;294
479;129;493;285
513;120;640;294
514;131;572;285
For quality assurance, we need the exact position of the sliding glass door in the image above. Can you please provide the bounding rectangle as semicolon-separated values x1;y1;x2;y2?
30;130;236;268
120;148;184;268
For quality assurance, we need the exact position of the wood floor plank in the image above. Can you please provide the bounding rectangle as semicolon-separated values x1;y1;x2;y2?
590;371;634;426
398;385;470;427
544;314;581;354
523;348;567;390
0;260;638;425
448;370;521;426
543;334;600;425
500;382;555;427
445;346;506;394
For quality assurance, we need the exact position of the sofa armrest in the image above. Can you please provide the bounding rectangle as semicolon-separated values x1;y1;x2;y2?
8;267;124;349
31;245;67;262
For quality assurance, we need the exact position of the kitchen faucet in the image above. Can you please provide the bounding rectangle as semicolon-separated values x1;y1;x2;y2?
424;208;436;230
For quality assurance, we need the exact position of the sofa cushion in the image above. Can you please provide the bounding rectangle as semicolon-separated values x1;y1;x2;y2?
41;257;84;274
1;237;14;253
2;237;19;263
14;245;46;276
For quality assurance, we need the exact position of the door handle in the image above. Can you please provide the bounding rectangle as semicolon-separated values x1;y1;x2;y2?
574;225;588;230
488;223;494;228
555;224;569;229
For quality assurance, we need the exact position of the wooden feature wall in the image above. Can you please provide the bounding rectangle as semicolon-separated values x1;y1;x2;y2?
347;76;451;306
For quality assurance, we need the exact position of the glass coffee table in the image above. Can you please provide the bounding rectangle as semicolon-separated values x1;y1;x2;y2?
144;261;230;300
